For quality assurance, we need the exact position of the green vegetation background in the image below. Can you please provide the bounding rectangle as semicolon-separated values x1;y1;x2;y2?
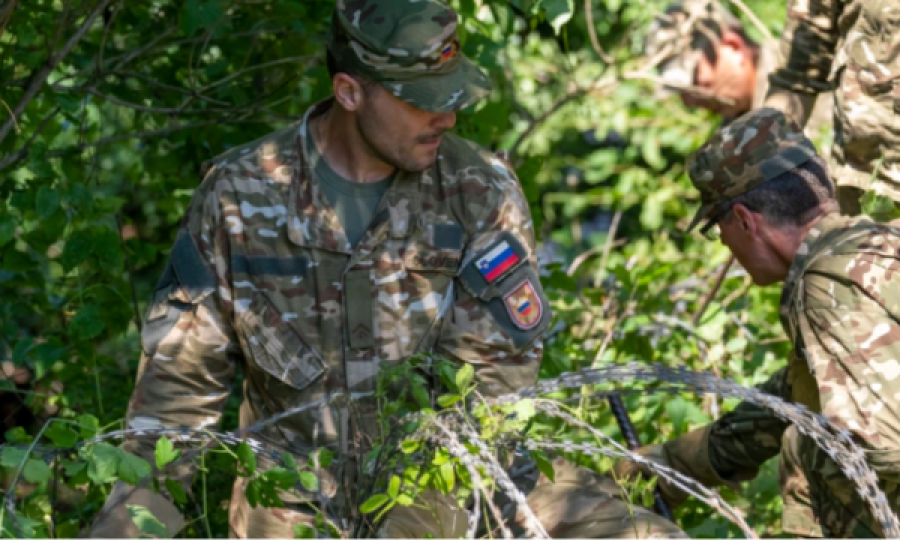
0;0;808;536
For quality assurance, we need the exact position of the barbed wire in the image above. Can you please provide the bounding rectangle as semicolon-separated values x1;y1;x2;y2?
2;364;898;538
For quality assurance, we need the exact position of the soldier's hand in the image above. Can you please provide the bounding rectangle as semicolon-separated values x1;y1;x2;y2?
611;443;689;508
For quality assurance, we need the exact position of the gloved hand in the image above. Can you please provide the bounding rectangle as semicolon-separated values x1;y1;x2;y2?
612;425;740;508
86;481;185;538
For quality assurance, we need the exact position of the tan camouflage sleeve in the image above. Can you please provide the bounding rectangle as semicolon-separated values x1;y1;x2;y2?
704;366;792;481
763;0;841;126
123;175;241;462
795;270;900;452
436;161;552;399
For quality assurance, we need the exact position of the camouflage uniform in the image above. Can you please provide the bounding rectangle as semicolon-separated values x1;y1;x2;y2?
646;0;832;147
616;108;900;537
89;1;686;538
763;0;900;212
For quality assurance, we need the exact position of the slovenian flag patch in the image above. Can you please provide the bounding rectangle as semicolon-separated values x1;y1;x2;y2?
476;240;520;283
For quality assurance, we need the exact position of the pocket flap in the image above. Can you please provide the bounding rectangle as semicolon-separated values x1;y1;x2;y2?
241;296;325;391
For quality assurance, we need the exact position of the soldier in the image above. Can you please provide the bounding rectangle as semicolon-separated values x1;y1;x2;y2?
645;0;831;141
88;1;685;538
614;108;900;537
762;0;900;215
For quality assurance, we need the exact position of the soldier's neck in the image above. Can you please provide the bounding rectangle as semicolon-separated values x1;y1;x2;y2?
312;104;396;184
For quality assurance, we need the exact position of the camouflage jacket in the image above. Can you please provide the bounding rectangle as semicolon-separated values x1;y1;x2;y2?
705;212;900;533
752;40;833;156
767;0;900;200
122;99;551;531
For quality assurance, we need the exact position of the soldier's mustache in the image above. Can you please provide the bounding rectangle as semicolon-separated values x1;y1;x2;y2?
416;130;446;143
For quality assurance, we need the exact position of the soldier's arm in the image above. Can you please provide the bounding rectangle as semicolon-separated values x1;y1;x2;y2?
90;175;241;537
762;0;840;127
433;157;551;399
704;365;792;482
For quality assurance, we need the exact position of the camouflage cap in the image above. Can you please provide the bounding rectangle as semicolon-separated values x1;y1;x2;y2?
686;108;818;232
645;0;740;98
327;0;491;114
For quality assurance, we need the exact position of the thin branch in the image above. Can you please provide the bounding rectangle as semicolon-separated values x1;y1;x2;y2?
0;0;19;41
0;0;114;147
198;56;316;92
726;0;773;41
584;0;613;63
0;107;61;170
690;254;734;327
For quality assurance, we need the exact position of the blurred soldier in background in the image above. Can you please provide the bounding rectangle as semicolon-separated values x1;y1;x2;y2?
645;0;831;143
763;0;900;215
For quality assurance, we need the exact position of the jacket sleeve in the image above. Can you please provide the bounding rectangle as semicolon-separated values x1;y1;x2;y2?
124;175;241;461
705;365;792;482
763;0;841;126
89;176;242;537
433;157;551;399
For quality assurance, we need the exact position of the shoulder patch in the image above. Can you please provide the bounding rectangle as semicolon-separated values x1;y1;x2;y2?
503;279;543;329
475;235;527;284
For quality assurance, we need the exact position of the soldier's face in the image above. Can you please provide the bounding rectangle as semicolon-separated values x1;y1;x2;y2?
679;32;756;117
357;85;457;172
718;206;787;286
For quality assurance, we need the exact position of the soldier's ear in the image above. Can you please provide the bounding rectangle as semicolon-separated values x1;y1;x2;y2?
333;73;363;112
732;203;756;234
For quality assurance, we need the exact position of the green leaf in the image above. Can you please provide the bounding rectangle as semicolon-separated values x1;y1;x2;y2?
359;493;390;514
298;471;318;491
45;422;78;448
317;448;334;468
127;504;168;538
63;460;87;477
180;0;226;35
512;399;536;422
265;466;298;489
120;453;152;484
68;303;105;340
165;478;187;504
35;185;61;219
0;446;27;469
155;437;180;470
411;384;431;408
79;414;100;439
87;442;121;484
533;451;555;483
543;0;574;33
438;461;455;492
0;216;15;247
455;363;475;391
436;394;460;408
60;229;94;271
236;441;256;475
293;523;316;539
641;132;665;171
400;439;420;454
282;452;298;471
387;475;401;498
23;459;51;483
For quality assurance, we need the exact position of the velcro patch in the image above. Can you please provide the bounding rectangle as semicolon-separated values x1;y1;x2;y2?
476;240;521;283
503;279;543;329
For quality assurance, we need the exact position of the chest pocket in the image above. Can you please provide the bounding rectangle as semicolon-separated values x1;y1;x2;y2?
235;256;325;391
788;349;821;413
367;222;464;358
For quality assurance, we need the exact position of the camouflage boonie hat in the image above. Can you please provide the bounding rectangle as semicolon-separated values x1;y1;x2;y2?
686;108;818;232
328;0;491;114
645;0;740;97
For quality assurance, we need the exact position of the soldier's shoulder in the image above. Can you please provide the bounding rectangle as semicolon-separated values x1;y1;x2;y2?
438;134;520;187
193;123;302;201
199;123;302;186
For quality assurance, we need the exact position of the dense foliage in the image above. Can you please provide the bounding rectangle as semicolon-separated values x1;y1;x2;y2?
0;0;829;537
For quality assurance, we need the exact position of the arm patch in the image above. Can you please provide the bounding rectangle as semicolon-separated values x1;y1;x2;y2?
459;235;551;348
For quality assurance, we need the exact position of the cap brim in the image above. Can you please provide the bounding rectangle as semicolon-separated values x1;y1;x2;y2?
380;56;492;114
685;201;715;233
654;53;700;100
